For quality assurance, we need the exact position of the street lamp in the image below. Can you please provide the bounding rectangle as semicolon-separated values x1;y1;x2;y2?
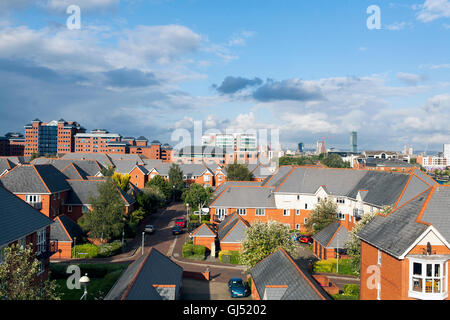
142;231;145;256
79;273;90;300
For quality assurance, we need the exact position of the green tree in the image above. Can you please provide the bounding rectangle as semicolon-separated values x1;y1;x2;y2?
142;186;166;212
112;172;130;192
169;163;185;200
146;175;172;202
78;178;125;242
182;183;214;212
0;244;60;300
30;152;40;161
225;163;253;181
345;206;392;275
101;165;115;177
304;198;339;234
321;154;350;168
278;156;317;166
240;221;298;270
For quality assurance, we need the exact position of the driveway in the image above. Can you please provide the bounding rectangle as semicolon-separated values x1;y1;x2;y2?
180;279;252;300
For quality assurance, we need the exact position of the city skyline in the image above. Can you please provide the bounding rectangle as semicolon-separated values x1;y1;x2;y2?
1;1;450;151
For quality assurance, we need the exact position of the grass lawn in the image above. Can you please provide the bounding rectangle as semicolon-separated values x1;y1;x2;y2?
50;263;128;300
313;258;358;276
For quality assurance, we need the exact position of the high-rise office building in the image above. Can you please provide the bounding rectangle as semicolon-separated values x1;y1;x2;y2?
316;140;326;155
443;144;450;160
298;142;304;153
350;131;357;153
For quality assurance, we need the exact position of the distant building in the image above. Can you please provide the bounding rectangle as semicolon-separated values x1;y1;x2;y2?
24;119;85;156
350;131;357;153
298;142;304;153
316;141;326;155
443;144;450;160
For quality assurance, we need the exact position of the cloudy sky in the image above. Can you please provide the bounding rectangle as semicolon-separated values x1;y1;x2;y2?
1;0;450;152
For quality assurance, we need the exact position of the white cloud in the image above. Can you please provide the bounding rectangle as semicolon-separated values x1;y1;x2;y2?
396;72;426;85
417;0;450;22
385;21;411;30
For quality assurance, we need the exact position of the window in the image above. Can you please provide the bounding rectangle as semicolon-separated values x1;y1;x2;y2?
377;249;381;266
237;208;246;216
18;237;26;250
26;195;41;203
295;224;301;230
337;212;345;220
68;205;72;212
204;175;211;182
305;203;308;210
296;210;301;216
297;195;300;200
36;228;46;255
336;198;345;204
283;209;290;216
218;175;222;181
256;208;265;216
304;218;308;224
410;259;448;299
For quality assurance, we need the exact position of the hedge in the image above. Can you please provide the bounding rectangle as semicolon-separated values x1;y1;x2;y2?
72;244;99;258
98;240;123;258
219;250;241;264
50;263;128;279
343;284;360;297
182;242;206;260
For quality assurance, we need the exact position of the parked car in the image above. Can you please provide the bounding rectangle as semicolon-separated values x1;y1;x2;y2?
144;225;155;234
172;225;183;235
228;278;250;298
298;235;313;244
175;216;187;228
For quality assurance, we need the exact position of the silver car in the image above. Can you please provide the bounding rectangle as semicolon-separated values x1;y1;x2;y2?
144;225;155;234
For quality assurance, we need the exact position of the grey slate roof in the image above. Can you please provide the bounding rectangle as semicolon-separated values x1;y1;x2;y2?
274;167;412;207
213;181;261;197
112;160;141;174
0;185;53;247
396;174;434;207
249;249;328;300
192;223;216;237
0;164;71;194
210;186;276;208
36;159;104;177
312;222;341;248
420;186;450;244
50;215;84;242
61;153;113;167
220;218;249;243
262;165;294;188
364;158;415;168
357;188;432;258
105;248;183;300
0;158;14;174
154;163;212;178
66;180;135;206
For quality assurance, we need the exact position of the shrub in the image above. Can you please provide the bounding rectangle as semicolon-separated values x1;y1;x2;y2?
182;242;206;260
343;284;360;297
189;214;200;222
182;243;195;257
98;240;123;258
201;214;211;223
72;244;99;258
313;258;357;275
193;245;206;256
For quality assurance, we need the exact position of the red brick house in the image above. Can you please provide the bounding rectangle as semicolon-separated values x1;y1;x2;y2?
0;184;54;279
358;185;450;300
0;164;71;219
312;222;350;260
50;215;85;260
191;223;216;250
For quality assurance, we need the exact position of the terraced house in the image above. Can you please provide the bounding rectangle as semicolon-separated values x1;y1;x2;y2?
208;166;437;252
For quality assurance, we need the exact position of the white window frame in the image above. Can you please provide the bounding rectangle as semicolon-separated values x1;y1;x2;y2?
36;228;46;255
377;249;381;266
217;208;227;221
295;224;300;230
337;212;345;220
283;209;290;216
255;208;265;216
408;258;448;300
204;175;211;182
237;208;246;216
68;205;72;213
305;203;308;210
296;210;301;216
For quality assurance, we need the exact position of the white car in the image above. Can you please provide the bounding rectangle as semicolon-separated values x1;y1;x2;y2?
144;225;155;234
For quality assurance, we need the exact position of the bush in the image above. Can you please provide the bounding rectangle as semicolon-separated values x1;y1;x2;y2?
201;214;211;223
72;244;99;258
182;242;206;260
343;284;360;297
98;240;123;258
189;214;200;222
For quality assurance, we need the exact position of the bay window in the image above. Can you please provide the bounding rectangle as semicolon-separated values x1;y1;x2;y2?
409;257;448;300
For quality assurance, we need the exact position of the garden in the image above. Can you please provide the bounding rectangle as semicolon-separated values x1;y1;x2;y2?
312;258;358;276
49;263;128;300
182;240;207;260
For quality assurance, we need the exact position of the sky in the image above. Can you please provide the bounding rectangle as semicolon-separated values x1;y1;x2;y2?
1;0;450;152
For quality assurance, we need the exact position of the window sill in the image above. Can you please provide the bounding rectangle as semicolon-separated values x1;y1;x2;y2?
408;290;448;300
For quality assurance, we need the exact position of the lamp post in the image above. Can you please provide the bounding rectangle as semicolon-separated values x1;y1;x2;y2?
142;231;145;256
79;273;90;300
186;203;190;224
336;231;339;273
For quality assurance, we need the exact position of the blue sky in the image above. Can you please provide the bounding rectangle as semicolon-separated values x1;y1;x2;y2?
1;0;450;152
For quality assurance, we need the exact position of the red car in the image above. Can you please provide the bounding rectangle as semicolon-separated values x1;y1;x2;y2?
175;216;187;228
298;235;313;244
